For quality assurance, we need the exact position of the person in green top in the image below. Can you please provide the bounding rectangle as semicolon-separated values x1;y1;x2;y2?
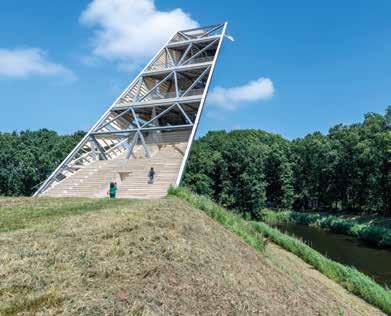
108;182;117;198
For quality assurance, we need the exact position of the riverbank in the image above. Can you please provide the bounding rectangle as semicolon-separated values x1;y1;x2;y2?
169;187;391;314
260;209;391;248
270;221;391;287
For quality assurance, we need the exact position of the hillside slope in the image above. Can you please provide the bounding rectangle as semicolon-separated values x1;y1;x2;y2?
0;197;384;315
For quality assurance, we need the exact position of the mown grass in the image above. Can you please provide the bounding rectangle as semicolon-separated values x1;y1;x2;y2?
169;187;391;314
168;187;264;252
1;197;270;315
250;222;391;314
0;290;62;316
0;197;133;232
260;209;391;248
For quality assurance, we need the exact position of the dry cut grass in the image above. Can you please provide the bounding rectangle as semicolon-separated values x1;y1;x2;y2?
0;196;386;315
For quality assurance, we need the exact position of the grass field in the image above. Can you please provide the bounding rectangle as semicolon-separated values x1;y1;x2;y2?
0;194;387;315
0;197;132;233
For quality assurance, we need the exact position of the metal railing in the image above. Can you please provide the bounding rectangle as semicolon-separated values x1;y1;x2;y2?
146;56;213;72
182;89;204;97
142;89;204;101
184;56;214;65
147;91;177;100
147;62;175;72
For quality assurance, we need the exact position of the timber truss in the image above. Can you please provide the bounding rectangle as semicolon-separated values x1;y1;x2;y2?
35;22;228;196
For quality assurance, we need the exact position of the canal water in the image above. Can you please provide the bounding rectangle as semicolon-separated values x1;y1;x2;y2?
274;222;391;287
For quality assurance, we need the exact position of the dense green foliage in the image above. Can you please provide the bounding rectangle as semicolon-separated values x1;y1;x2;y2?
183;107;391;216
0;129;85;196
261;209;391;248
169;187;391;314
0;108;389;218
182;129;293;218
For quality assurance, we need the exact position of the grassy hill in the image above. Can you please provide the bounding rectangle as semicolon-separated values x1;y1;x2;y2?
0;196;385;315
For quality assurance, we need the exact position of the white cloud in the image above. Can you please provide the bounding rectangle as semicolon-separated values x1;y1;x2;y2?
80;0;198;67
0;48;75;79
208;77;275;111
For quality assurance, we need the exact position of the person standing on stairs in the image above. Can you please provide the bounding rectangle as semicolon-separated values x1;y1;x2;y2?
108;182;117;198
148;167;156;184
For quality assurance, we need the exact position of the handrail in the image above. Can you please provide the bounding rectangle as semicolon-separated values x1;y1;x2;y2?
142;88;204;100
147;56;213;71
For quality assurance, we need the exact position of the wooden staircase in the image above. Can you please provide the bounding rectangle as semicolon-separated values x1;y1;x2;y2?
42;143;186;199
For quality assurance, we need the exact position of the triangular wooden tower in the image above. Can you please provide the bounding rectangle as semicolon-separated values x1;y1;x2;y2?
35;23;228;198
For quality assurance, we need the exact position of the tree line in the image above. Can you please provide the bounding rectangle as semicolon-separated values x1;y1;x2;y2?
0;129;84;196
0;108;389;217
183;107;390;217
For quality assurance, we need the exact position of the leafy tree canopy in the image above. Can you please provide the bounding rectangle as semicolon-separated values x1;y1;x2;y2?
184;107;390;217
0;107;389;217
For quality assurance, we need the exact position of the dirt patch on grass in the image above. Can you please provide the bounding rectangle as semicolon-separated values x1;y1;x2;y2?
0;197;384;315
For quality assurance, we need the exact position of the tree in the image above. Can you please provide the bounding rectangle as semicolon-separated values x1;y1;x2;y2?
1;107;389;217
183;107;390;216
0;129;84;196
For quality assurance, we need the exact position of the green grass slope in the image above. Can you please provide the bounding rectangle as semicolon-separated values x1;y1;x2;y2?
0;196;386;315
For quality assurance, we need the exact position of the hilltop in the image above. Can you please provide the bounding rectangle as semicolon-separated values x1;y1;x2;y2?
0;197;384;315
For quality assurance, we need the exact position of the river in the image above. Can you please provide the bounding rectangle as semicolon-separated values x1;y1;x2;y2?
275;222;391;287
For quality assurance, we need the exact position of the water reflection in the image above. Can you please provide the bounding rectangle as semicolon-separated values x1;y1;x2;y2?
275;223;391;287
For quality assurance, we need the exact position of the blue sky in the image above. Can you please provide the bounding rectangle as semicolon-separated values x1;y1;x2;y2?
0;0;390;139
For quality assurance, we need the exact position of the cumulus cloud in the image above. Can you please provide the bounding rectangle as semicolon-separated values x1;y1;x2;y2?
0;48;75;79
208;77;275;111
80;0;198;67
